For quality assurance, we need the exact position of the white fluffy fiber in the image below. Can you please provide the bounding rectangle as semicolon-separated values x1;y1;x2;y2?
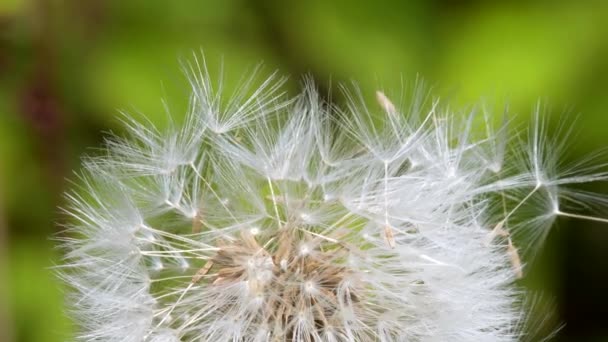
57;56;607;341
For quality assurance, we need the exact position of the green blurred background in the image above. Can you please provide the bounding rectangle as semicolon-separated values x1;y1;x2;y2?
1;1;608;341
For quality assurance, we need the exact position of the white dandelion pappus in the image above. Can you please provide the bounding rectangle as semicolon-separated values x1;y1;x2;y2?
57;56;608;341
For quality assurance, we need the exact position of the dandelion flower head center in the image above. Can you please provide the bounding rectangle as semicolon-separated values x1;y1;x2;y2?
196;227;359;332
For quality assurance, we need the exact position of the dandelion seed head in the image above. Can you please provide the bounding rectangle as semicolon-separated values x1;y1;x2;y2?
57;57;608;341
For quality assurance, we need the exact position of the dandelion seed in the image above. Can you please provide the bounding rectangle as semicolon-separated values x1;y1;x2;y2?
375;91;397;116
57;57;608;341
507;238;524;279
